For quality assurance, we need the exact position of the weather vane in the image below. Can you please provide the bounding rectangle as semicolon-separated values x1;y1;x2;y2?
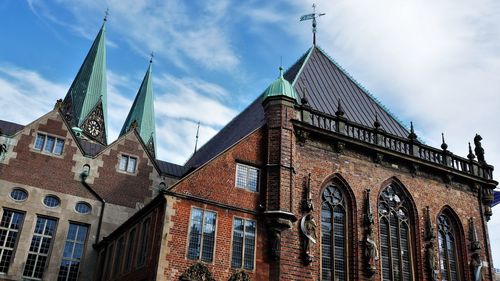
300;3;325;45
150;51;155;63
104;8;109;22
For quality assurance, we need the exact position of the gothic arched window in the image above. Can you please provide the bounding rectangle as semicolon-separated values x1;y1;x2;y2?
321;184;348;281
438;213;461;281
378;184;414;281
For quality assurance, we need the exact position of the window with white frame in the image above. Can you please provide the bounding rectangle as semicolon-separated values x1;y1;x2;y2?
34;133;65;155
57;223;88;281
0;209;25;273
118;155;137;173
23;216;57;280
235;163;259;192
187;208;217;262
231;218;256;270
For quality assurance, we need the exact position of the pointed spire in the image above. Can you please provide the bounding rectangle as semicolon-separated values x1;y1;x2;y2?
408;121;417;141
120;59;156;156
62;21;108;144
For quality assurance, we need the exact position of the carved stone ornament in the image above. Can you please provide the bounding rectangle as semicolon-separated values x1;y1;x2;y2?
228;270;251;281
0;143;7;157
302;173;314;213
409;163;419;177
474;134;486;164
179;263;216;281
335;141;345;154
265;215;294;261
300;213;317;264
54;99;64;110
373;152;383;164
469;218;481;252
424;207;436;242
424;207;438;281
295;128;309;146
363;189;378;277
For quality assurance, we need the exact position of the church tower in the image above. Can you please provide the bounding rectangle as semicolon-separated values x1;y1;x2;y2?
61;21;108;144
119;59;156;157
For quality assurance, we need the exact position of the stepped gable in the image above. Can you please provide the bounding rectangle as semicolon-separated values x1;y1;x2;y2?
286;46;409;137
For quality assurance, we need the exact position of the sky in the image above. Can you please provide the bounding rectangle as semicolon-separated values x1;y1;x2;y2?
1;0;500;268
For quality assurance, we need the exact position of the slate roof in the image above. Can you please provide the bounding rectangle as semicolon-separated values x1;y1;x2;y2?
185;45;409;168
156;160;191;178
0;120;24;136
79;139;106;156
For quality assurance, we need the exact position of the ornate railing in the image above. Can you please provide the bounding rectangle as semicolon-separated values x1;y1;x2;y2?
299;107;494;180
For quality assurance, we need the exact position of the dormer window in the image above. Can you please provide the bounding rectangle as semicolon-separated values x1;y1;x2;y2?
235;163;259;192
119;155;137;173
34;133;64;155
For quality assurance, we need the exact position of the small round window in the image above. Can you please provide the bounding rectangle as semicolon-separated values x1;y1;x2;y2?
10;188;28;202
43;195;60;208
75;202;91;214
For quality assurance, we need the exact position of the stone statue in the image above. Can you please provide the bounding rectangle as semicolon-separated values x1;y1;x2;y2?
471;253;483;281
474;134;486;163
270;229;281;261
54;99;64;110
300;214;317;264
365;227;379;275
426;242;438;281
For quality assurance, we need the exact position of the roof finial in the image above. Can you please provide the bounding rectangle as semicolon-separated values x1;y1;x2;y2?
300;3;325;46
279;66;284;78
467;142;475;160
441;132;448;150
194;121;200;153
408;121;417;140
104;8;109;22
149;51;155;64
373;112;380;129
301;87;309;105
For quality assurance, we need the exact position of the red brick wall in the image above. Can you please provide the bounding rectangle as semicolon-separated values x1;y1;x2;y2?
164;128;270;280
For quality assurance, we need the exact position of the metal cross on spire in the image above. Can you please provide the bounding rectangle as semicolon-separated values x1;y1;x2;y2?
300;3;325;45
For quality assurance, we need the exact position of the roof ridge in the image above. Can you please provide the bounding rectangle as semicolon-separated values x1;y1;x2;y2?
291;47;314;87
314;45;409;132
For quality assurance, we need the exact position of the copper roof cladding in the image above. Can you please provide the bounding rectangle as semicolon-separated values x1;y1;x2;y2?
185;46;409;168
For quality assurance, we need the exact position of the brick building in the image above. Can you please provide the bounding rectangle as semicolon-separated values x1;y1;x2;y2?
0;20;498;281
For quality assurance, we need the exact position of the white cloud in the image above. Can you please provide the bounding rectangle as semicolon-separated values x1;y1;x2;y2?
0;65;66;124
291;0;500;265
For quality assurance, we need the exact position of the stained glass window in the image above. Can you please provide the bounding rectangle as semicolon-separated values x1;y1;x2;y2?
438;214;460;281
0;209;24;273
321;184;347;281
378;184;414;281
187;208;217;262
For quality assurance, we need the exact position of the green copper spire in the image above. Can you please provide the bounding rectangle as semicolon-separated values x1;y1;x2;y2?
62;22;108;144
120;60;156;156
263;67;299;102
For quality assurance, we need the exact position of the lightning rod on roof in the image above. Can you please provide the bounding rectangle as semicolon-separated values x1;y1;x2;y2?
194;121;200;153
300;3;325;45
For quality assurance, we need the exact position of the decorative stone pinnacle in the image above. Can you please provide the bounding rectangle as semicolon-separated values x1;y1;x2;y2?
441;133;448;150
373;113;381;129
408;121;417;140
335;98;345;117
301;87;309;105
467;142;476;161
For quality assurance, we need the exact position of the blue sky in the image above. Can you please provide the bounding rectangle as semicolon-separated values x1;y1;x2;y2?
1;0;500;267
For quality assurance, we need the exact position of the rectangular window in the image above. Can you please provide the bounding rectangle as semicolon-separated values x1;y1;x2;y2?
119;155;137;173
34;133;64;155
231;218;256;270
124;229;136;271
236;163;259;192
187;208;217;262
137;219;150;266
57;223;88;281
103;244;114;280
23;217;57;280
0;209;25;274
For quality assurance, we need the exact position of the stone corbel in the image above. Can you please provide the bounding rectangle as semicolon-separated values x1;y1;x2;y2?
264;211;296;261
295;128;309;147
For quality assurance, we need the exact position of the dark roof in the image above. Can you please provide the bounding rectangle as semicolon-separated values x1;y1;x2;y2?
0;120;24;135
157;160;190;178
78;139;106;156
184;46;408;169
287;46;409;137
184;97;265;167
